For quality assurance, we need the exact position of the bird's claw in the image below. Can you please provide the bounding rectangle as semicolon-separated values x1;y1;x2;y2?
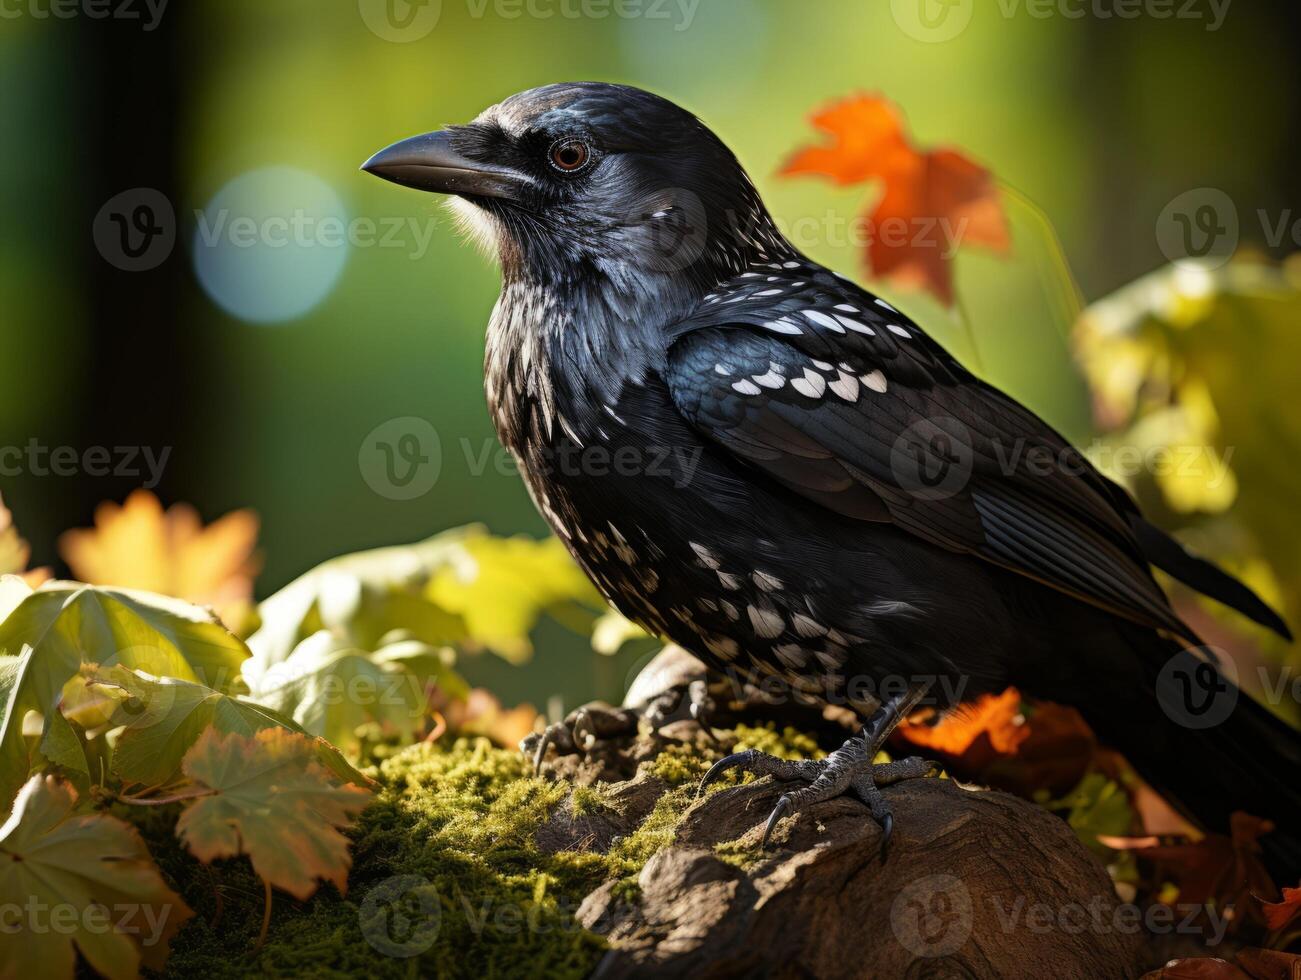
696;749;758;798
520;702;638;775
699;738;937;854
525;662;722;774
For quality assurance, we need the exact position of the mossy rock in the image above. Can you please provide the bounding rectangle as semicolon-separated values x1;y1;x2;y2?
133;724;1143;979
131;724;811;979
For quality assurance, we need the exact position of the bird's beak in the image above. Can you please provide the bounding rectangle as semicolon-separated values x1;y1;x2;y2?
361;130;529;201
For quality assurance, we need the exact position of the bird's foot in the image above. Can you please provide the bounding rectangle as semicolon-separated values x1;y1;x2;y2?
697;684;938;855
521;672;716;775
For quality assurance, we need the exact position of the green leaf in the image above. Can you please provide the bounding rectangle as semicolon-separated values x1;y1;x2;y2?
244;631;428;754
86;664;372;791
0;575;32;624
1076;257;1301;646
0;583;252;810
425;531;604;663
0;774;192;980
176;727;374;901
1043;771;1134;856
246;525;605;678
370;636;470;702
244;527;475;685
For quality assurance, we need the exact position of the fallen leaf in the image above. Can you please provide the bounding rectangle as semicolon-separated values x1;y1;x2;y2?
782;93;1009;306
0;774;191;980
176;727;373;900
1107;812;1279;933
59;490;260;631
895;687;1094;795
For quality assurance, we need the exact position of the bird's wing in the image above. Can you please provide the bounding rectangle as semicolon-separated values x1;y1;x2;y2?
665;265;1196;641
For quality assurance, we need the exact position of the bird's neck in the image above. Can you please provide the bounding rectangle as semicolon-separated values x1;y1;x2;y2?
484;200;797;452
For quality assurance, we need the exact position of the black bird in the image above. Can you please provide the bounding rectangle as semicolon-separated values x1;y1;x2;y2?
364;82;1301;874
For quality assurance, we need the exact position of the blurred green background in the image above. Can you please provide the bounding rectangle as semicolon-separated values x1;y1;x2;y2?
2;0;1299;710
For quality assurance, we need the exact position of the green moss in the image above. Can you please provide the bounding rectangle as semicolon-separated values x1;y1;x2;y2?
132;724;818;978
730;723;824;761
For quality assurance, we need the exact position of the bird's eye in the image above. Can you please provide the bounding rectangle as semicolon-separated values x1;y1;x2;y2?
548;138;591;173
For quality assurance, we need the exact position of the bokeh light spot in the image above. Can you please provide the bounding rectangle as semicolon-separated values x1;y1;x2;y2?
192;166;349;324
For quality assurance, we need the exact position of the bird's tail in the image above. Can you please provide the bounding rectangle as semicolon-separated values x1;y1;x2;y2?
1129;514;1293;641
1086;625;1301;883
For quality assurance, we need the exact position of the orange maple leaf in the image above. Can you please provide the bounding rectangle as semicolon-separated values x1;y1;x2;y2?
782;93;1010;306
895;687;1095;795
58;489;259;630
177;727;373;901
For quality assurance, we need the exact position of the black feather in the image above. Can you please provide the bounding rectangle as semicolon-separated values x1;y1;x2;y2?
1130;515;1293;640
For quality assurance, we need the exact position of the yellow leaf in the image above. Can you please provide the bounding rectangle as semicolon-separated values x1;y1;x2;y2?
59;490;259;631
425;531;603;663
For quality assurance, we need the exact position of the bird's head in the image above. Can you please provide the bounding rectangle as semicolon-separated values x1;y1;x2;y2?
363;82;787;293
